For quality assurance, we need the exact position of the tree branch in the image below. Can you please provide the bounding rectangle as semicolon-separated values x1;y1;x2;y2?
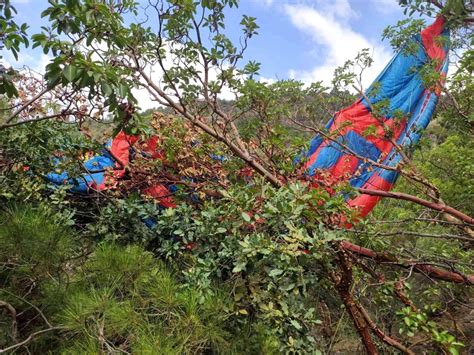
356;302;414;354
332;251;379;354
6;87;51;124
340;241;474;284
0;326;63;354
0;113;69;131
0;301;17;342
134;62;283;187
357;188;474;226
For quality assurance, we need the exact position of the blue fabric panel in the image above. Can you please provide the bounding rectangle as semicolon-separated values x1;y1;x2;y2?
351;43;449;191
400;93;440;148
69;177;92;193
307;142;344;175
343;131;381;162
295;117;333;164
334;130;382;189
46;170;69;185
307;131;382;178
209;154;227;162
144;217;157;228
348;157;399;189
46;154;115;193
364;41;424;99
361;38;429;118
414;92;440;132
376;164;400;184
306;134;324;158
386;72;425;116
83;155;115;172
349;164;374;189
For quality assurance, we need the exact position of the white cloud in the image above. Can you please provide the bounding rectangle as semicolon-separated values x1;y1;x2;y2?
34;54;53;73
320;0;358;21
369;0;400;14
132;86;159;111
0;49;52;75
283;3;392;89
259;76;276;85
131;53;237;111
0;51;32;69
252;0;274;7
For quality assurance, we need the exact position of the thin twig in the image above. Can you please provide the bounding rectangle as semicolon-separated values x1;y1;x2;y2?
0;327;63;354
0;301;18;341
6;87;51;124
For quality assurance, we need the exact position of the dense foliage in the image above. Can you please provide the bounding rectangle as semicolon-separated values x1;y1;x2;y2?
1;0;473;354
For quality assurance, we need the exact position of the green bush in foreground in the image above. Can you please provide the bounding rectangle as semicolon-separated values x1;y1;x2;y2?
0;205;281;354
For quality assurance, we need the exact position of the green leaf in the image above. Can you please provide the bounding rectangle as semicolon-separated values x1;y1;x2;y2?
232;261;246;273
269;269;283;277
290;319;302;330
241;212;251;222
101;81;113;96
45;69;61;89
117;83;128;98
0;78;18;97
63;65;77;82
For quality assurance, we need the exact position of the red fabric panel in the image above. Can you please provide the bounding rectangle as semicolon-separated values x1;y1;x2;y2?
90;181;105;191
110;132;175;208
421;16;446;62
330;101;407;154
330;154;359;180
142;136;165;159
110;131;138;167
304;143;326;170
348;174;393;217
143;184;177;208
421;17;447;96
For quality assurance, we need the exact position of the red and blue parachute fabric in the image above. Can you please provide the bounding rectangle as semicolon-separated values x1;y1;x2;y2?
46;131;177;208
302;17;449;218
47;19;449;220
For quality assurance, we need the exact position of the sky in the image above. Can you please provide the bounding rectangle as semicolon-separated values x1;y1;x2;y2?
6;0;413;108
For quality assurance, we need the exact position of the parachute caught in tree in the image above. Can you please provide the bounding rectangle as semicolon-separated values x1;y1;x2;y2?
302;17;449;217
46;18;450;220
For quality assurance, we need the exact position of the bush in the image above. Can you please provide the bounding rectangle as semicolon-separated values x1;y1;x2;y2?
0;204;284;354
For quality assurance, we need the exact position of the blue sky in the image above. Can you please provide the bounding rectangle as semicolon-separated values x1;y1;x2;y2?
7;0;414;107
224;0;406;84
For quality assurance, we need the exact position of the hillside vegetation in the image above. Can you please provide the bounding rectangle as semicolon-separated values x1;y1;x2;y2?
0;0;473;353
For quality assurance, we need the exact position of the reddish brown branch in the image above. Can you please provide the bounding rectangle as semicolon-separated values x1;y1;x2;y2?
353;258;418;310
357;188;474;226
340;241;474;284
356;303;414;354
6;87;51;124
332;252;378;354
394;280;418;311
